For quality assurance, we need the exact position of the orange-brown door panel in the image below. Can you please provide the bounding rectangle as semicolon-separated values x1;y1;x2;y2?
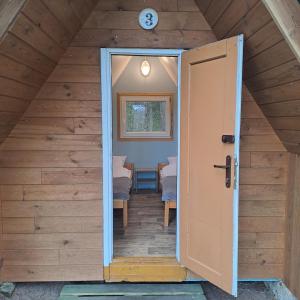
180;35;243;296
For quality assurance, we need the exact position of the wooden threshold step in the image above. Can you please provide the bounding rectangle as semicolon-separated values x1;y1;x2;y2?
107;257;187;282
59;283;207;299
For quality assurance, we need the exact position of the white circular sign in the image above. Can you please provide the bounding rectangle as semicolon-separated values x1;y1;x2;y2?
139;8;158;30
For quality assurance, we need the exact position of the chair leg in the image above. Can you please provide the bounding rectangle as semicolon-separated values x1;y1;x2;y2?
164;201;170;227
123;201;128;228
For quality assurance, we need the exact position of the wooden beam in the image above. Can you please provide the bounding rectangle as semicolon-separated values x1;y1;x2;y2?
262;0;300;63
0;0;26;39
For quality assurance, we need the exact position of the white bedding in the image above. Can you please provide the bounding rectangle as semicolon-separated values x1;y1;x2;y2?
113;155;132;178
160;156;177;179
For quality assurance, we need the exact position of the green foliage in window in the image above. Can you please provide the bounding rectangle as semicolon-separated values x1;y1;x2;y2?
126;101;166;132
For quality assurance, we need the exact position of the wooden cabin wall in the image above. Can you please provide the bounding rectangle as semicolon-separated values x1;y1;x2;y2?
0;0;99;144
195;0;300;154
0;47;103;281
238;88;287;278
0;0;288;281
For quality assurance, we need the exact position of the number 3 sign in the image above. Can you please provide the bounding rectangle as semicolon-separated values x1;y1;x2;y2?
139;8;159;30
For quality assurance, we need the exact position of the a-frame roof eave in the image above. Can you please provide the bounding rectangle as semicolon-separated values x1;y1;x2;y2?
262;0;300;63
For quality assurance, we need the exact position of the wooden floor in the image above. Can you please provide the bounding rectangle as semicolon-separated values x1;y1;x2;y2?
113;192;176;257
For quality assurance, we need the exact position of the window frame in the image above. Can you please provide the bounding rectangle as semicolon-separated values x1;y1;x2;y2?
117;92;173;141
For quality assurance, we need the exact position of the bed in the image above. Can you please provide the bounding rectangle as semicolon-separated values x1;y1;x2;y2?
158;162;177;227
113;162;134;228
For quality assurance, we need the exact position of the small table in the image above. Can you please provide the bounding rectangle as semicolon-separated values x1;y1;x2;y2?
134;168;158;192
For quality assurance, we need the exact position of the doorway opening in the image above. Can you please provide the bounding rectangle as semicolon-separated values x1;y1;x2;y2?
101;49;182;266
112;55;178;257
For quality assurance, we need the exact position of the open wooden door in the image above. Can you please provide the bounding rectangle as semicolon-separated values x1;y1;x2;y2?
180;35;243;296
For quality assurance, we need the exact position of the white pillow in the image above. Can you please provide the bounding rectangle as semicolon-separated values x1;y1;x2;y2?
113;156;131;178
114;166;131;178
113;155;126;167
168;156;177;166
160;163;177;178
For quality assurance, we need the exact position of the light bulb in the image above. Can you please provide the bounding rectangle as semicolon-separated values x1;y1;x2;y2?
141;59;151;77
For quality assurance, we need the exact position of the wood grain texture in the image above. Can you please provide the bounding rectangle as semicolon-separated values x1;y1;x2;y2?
0;0;98;144
114;193;176;257
212;0;258;39
36;82;100;100
0;0;100;281
41;167;101;184
34;216;102;233
0;265;103;282
96;0;188;12
25;100;101;118
10;13;65;62
0;0;289;282
262;0;300;63
0;55;47;87
189;0;300;278
0;33;56;75
71;29;216;48
284;153;300;298
226;1;271;42
244;21;283;61
2;200;101;217
23;184;101;201
41;0;82;36
195;0;300;153
204;0;232;28
22;0;73;49
239;233;285;249
1;134;101;151
238;89;287;279
84;11;210;30
3;218;35;234
0;150;101;167
252;80;300;104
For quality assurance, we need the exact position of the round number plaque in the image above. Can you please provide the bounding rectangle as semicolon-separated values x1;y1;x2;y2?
139;8;158;30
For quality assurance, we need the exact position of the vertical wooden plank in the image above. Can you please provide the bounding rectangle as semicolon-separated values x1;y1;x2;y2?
284;153;300;298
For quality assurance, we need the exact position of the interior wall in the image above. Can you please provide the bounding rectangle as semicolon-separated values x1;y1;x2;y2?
112;56;178;169
0;0;289;282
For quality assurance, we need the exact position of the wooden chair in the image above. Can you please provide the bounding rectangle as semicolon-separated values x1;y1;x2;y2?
158;163;177;227
113;162;134;228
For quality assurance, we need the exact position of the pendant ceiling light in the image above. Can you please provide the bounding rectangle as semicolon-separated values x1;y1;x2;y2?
141;58;151;77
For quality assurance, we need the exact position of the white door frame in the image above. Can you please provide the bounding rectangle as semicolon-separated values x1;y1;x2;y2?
100;48;183;266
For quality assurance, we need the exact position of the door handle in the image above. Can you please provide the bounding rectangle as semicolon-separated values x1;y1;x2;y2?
213;155;231;188
213;165;229;169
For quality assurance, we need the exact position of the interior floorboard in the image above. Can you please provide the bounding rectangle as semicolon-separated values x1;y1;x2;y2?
113;192;176;257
